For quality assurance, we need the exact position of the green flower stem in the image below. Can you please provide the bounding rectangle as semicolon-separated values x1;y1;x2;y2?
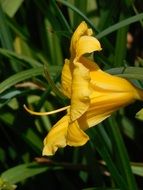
108;116;138;190
114;13;128;67
89;128;128;190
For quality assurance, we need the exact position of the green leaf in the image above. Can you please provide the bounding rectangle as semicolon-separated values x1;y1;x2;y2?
83;188;120;190
107;66;143;80
0;177;16;190
120;116;135;139
114;13;128;67
44;65;66;100
131;162;143;177
0;5;20;72
107;117;138;190
96;13;143;38
1;162;48;184
0;112;15;125
57;0;99;33
88;129;128;190
0;65;62;94
0;67;44;94
0;0;24;17
135;108;143;121
21;128;43;152
0;48;42;67
0;5;13;50
0;90;21;99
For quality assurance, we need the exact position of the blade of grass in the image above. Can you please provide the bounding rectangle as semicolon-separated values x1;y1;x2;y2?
1;162;49;184
0;48;42;67
6;15;29;41
43;18;64;66
0;67;43;93
114;13;128;67
0;5;13;50
131;162;143;177
57;0;114;54
107;66;143;80
107;117;138;190
0;65;62;94
84;142;107;187
72;0;88;26
0;5;21;72
83;188;120;190
0;0;24;17
97;1;118;31
44;64;66;100
96;12;143;39
57;0;99;33
88;129;128;190
51;0;71;32
21;128;43;153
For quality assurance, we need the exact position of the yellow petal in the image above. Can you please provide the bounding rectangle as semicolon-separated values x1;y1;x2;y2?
75;36;102;59
90;66;137;93
61;59;72;98
81;57;140;96
86;111;110;128
70;61;91;121
86;91;136;128
70;21;89;54
67;120;89;146
42;115;69;156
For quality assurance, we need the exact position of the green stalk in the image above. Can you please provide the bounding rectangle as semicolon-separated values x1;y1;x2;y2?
89;128;128;189
0;5;20;72
108;117;138;190
114;13;128;67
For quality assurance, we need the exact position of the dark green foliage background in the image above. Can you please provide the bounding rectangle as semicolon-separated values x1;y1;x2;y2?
0;0;143;189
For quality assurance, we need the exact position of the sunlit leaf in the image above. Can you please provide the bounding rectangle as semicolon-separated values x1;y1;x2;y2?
1;162;48;184
0;0;24;17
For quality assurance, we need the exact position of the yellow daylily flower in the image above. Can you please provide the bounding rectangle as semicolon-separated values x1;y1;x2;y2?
25;21;143;156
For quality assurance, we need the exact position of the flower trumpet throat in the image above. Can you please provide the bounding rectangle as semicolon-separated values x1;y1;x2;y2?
25;21;143;156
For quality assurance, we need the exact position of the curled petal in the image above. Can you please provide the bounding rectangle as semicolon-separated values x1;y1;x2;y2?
67;120;89;146
70;21;89;54
75;36;102;59
42;115;69;156
70;61;91;121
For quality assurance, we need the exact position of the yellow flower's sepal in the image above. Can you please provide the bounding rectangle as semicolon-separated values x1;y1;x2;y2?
67;120;89;146
43;115;69;156
42;114;89;156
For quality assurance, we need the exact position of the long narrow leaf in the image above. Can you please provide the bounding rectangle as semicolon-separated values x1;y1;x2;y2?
88;129;128;190
0;67;44;93
107;66;143;80
1;162;51;184
96;13;143;38
0;48;42;67
0;0;24;17
107;117;138;190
